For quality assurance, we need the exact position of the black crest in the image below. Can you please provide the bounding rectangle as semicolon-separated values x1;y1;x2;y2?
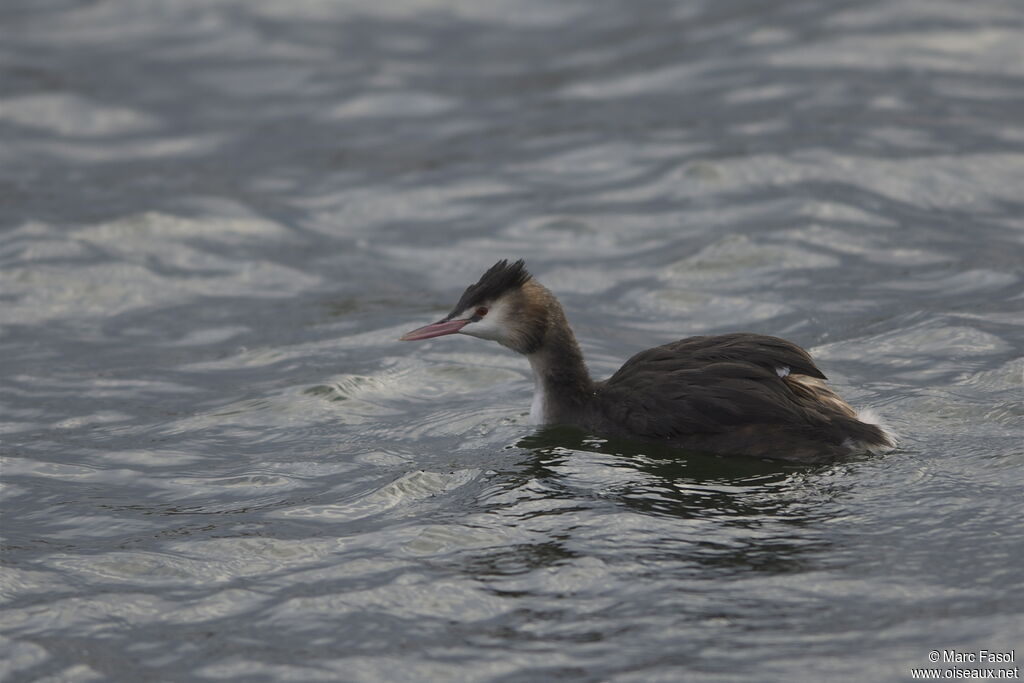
448;259;531;317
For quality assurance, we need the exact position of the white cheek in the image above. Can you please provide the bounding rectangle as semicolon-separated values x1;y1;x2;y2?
458;299;511;343
461;317;503;341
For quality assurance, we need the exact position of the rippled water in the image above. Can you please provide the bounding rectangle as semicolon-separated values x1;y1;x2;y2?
2;0;1023;680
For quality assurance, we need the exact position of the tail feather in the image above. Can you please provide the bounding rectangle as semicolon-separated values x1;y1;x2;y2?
844;408;897;454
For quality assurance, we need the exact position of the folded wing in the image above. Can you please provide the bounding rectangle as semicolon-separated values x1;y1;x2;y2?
597;333;841;440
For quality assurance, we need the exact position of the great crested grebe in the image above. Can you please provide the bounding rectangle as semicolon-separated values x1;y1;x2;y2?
400;260;895;462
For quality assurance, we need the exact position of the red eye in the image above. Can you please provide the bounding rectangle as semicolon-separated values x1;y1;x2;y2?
475;306;488;317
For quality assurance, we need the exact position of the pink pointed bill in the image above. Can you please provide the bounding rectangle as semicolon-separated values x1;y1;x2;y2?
399;318;469;341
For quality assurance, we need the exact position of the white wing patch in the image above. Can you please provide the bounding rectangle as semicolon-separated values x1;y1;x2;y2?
776;366;790;378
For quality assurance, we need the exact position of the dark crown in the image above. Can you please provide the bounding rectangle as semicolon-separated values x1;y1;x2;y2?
449;259;531;317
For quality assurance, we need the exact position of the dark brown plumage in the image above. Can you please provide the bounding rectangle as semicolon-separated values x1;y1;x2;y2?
401;260;895;462
447;259;531;321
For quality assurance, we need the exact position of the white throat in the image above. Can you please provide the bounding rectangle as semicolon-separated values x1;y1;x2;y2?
527;355;548;424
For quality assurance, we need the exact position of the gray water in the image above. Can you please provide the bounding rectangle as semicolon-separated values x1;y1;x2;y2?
2;0;1023;681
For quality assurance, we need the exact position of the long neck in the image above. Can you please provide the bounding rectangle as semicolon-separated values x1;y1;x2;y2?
526;309;593;425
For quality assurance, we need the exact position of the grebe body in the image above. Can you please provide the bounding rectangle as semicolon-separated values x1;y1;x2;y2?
401;260;894;462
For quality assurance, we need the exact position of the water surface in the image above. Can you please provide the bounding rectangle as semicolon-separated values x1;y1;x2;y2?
2;0;1023;681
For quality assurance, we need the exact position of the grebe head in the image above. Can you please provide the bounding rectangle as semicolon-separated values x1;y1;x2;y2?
400;259;549;354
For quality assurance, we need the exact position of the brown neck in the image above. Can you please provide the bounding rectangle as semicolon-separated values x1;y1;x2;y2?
526;307;593;424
